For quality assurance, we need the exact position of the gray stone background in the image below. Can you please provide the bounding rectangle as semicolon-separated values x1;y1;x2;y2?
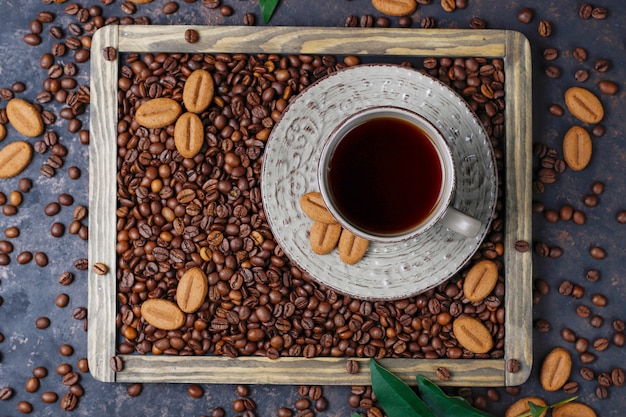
0;0;625;416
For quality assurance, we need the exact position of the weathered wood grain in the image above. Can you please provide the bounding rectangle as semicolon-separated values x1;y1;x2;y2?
89;25;120;383
503;31;533;387
89;25;532;386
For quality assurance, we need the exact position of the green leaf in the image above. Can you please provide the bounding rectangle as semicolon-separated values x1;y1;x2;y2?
415;374;495;417
259;0;280;23
528;402;547;417
369;360;437;417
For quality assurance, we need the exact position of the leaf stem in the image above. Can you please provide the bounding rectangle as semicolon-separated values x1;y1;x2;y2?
514;395;579;417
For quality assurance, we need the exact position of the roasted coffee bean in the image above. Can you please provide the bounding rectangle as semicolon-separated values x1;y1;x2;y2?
598;80;619;95
59;271;74;286
110;356;123;372
504;358;519;373
514;240;529;252
24;33;42;46
61;393;78;411
591;294;608;307
25;377;40;393
469;17;486;29
576;304;590;318
60;344;74;356
41;391;58;403
583;194;598;207
76;358;89;373
34;251;48;267
346;359;359;374
185;29;199;44
219;5;234;16
579;3;592;19
534;242;550;257
62;372;80;386
548;104;564;116
398;16;412;27
93;262;109;275
103;46;117;61
360;15;374;27
590;315;603;328
572;285;585;299
580;352;596;364
596;379;612;396
421;16;436;28
72;307;87;320
592;7;608;19
580;367;595;381
163;1;179;14
56;293;70;307
594;59;610;72
51;222;65;238
125;383;142;397
560;328;576;343
573;210;586;225
575;338;589;353
441;0;455;12
563;381;579;394
573;47;587;62
36;316;51;329
75;258;88;270
612;368;625;387
543;48;558;61
617;210;626;224
435;366;451;380
543;209;559;223
575;69;589;83
593;337;609;351
545;65;561;78
538;20;552;37
17;401;33;413
595;386;608;399
517;7;534;24
68;166;81;179
590;246;606;259
56;363;72;376
121;1;136;14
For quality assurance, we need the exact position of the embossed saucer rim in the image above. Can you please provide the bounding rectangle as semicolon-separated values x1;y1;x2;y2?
261;64;497;300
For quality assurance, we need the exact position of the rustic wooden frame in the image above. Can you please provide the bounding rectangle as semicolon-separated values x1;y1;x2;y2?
89;26;532;386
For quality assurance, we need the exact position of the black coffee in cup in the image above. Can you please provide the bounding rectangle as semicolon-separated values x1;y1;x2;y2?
326;115;444;236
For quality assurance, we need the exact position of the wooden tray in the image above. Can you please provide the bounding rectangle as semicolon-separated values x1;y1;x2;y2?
89;26;532;386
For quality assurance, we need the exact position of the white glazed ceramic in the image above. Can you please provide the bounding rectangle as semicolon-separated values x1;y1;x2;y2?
318;106;482;242
261;64;497;300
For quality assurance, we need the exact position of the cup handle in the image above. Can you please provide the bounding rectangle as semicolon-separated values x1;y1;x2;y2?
439;207;482;238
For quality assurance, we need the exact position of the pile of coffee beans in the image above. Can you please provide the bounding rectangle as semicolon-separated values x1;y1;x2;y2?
114;51;507;363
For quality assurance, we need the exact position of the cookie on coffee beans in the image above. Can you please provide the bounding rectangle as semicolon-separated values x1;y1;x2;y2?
309;221;342;255
135;97;182;129
300;192;337;224
463;259;498;302
452;316;493;354
338;229;369;265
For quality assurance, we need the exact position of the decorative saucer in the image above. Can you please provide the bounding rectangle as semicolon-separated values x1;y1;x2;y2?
261;64;497;300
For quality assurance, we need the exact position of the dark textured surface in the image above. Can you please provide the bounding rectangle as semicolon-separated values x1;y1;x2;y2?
1;0;625;416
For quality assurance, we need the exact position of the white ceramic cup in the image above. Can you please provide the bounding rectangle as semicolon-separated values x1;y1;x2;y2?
318;106;482;243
